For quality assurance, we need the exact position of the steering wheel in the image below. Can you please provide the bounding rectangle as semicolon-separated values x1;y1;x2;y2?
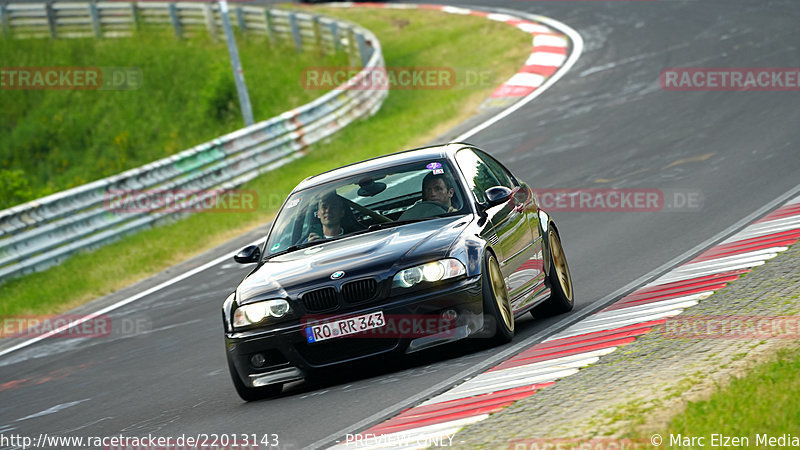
399;200;449;220
417;201;449;214
343;197;392;223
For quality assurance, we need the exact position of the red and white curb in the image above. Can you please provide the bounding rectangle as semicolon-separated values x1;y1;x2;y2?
334;195;800;449
326;3;572;108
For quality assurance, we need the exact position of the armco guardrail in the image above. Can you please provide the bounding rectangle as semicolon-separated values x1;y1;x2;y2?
0;2;387;283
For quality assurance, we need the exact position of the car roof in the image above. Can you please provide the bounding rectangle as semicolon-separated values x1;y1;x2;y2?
293;142;476;192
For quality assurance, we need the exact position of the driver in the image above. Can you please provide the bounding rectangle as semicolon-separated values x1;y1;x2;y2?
308;192;348;241
399;172;458;220
421;172;457;213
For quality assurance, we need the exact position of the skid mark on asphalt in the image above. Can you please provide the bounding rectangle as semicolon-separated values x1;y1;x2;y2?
0;362;96;392
15;399;90;422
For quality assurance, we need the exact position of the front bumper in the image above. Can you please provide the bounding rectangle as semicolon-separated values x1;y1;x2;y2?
225;274;482;388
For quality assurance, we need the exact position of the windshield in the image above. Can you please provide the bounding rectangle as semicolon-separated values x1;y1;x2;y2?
265;160;467;257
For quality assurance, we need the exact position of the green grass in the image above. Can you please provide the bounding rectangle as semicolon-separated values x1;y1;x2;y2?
0;7;531;316
0;30;347;208
653;345;800;448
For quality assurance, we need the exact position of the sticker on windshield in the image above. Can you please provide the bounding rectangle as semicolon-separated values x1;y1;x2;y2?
426;162;442;170
433;168;444;175
286;198;301;209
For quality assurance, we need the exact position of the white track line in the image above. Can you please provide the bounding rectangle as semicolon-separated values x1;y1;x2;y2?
0;239;259;359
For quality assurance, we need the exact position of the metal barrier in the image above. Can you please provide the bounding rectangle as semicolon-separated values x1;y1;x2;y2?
0;2;387;283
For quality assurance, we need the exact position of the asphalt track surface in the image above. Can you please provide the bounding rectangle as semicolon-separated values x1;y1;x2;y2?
2;0;800;448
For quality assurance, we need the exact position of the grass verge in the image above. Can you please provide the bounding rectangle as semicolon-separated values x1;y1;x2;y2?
655;345;800;448
0;30;347;208
0;7;530;317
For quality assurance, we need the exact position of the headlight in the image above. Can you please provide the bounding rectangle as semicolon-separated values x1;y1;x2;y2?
233;299;292;328
393;259;466;289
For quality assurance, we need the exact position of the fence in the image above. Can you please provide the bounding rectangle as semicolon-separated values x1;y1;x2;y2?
0;1;387;283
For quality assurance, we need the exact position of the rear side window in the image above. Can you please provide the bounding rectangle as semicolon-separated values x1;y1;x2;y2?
455;148;515;202
476;150;516;188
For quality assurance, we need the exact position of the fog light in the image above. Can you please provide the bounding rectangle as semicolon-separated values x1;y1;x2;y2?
250;353;267;368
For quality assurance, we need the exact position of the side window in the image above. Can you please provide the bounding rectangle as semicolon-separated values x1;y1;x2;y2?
475;150;516;188
455;148;502;202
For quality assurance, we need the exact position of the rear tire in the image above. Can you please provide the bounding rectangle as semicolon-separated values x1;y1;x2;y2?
227;353;282;402
481;251;514;344
532;228;574;318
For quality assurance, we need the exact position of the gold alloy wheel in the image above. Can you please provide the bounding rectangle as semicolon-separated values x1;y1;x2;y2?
488;255;514;332
549;230;573;301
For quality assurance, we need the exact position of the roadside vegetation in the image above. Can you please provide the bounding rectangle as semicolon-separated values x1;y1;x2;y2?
658;345;800;446
0;31;347;208
0;7;531;317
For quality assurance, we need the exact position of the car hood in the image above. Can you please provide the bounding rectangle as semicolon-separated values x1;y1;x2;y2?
236;216;470;303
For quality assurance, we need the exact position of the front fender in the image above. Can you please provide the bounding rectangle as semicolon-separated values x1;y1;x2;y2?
448;232;488;278
538;212;556;279
222;292;236;333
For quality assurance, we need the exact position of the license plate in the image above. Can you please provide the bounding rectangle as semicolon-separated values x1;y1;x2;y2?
305;311;385;343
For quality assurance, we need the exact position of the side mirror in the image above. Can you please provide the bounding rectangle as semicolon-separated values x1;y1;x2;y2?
234;245;261;264
484;186;513;207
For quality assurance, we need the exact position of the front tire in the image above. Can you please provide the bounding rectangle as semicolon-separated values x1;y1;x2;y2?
533;228;574;317
227;353;282;402
481;251;514;344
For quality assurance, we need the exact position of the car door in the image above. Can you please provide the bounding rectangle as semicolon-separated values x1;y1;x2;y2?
455;148;543;312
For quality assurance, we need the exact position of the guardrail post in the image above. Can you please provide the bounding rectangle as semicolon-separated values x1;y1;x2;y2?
235;6;246;34
263;9;274;42
346;27;359;66
45;1;57;38
168;3;182;38
0;4;9;37
88;1;102;38
312;16;323;55
328;21;339;53
355;32;370;67
130;2;139;32
203;2;216;40
288;12;302;52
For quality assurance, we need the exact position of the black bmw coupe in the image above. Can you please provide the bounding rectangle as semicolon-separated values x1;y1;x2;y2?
222;143;574;400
